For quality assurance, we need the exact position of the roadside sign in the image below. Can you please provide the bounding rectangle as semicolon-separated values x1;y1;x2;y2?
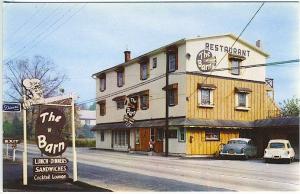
3;138;21;144
32;158;69;182
2;103;21;112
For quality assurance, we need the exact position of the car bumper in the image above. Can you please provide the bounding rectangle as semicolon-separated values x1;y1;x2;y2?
220;153;245;156
264;155;290;160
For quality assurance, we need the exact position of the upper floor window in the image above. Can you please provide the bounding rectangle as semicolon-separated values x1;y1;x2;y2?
112;95;126;110
98;100;106;116
167;46;178;72
197;84;216;107
228;54;245;75
163;83;178;107
152;57;157;68
117;70;124;87
99;74;106;92
235;87;251;111
140;62;149;80
231;59;241;75
168;53;176;72
140;94;149;110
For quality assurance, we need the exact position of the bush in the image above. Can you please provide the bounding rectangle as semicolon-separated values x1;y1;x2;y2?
66;139;95;147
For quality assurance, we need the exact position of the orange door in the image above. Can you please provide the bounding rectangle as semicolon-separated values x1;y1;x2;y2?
154;128;163;153
135;128;150;151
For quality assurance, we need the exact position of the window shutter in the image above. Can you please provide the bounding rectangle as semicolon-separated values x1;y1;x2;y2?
147;63;150;79
140;64;143;80
174;88;178;105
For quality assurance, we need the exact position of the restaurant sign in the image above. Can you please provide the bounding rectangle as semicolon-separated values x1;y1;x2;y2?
123;96;138;127
32;158;68;182
35;108;67;157
196;49;217;72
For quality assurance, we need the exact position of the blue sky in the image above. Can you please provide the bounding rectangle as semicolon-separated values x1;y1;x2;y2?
3;2;299;105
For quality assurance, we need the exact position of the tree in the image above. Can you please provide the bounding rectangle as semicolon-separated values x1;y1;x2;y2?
279;96;300;117
4;55;66;101
4;55;67;140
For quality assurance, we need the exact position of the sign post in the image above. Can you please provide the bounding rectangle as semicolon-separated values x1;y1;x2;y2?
23;94;28;185
6;144;9;158
71;97;78;182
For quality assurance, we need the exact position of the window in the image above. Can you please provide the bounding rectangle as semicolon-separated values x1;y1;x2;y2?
231;59;241;75
135;129;140;144
116;100;125;109
168;53;176;72
205;130;220;141
140;94;149;110
140;63;149;80
150;128;155;142
100;131;104;141
117;70;124;87
157;128;164;141
98;101;106;116
201;89;210;105
197;84;215;107
178;128;185;142
100;77;106;92
168;88;178;106
153;57;157;68
238;93;247;107
235;87;251;110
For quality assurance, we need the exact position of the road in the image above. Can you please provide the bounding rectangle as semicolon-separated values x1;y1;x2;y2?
8;144;300;191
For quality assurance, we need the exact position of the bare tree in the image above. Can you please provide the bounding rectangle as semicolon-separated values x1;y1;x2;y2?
4;55;67;139
4;55;67;101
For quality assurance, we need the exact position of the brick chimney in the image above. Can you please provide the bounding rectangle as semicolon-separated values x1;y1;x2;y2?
124;51;131;62
256;40;261;48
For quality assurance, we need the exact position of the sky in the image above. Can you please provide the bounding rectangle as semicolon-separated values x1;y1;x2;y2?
3;1;299;106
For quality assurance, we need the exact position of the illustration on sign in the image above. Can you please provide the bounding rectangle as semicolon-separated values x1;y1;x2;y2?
23;79;45;109
123;96;138;127
196;49;217;72
35;108;67;156
2;103;21;112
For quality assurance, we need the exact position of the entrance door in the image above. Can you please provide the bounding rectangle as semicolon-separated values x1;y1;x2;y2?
135;128;150;151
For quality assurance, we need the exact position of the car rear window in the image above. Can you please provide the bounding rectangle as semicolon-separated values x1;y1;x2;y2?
269;143;285;148
228;140;247;144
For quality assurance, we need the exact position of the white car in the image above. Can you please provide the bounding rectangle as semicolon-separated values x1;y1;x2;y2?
264;139;295;163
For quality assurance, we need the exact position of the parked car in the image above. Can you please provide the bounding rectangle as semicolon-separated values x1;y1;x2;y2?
264;139;295;163
220;138;257;159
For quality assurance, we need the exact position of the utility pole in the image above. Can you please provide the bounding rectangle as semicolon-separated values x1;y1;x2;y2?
165;52;169;157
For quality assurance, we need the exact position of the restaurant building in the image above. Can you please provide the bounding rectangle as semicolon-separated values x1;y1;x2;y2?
92;34;298;157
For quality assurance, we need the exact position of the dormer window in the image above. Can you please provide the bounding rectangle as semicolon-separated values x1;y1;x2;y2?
140;62;149;80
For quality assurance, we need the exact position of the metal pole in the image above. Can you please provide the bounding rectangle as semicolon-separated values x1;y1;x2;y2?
22;95;27;185
165;52;169;157
6;144;8;158
13;148;16;162
71;97;78;181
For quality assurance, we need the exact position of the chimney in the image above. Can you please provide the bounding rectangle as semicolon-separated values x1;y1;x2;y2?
256;40;261;48
124;51;131;62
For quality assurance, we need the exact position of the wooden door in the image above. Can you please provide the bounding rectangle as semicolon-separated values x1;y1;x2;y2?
154;128;163;153
135;128;150;151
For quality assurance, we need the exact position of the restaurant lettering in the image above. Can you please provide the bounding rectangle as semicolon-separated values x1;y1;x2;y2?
205;42;250;57
35;108;67;156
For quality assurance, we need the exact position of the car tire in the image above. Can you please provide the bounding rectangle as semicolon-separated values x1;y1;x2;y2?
264;159;269;163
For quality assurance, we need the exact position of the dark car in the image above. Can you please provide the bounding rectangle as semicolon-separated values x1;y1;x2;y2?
220;138;257;160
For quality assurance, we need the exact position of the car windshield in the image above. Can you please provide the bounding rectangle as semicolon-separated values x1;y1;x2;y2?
228;140;247;144
269;143;285;148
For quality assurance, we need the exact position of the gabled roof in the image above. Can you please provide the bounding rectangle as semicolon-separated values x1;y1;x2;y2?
92;33;269;77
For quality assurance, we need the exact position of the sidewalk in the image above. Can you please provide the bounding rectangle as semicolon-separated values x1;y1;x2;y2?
3;158;111;192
